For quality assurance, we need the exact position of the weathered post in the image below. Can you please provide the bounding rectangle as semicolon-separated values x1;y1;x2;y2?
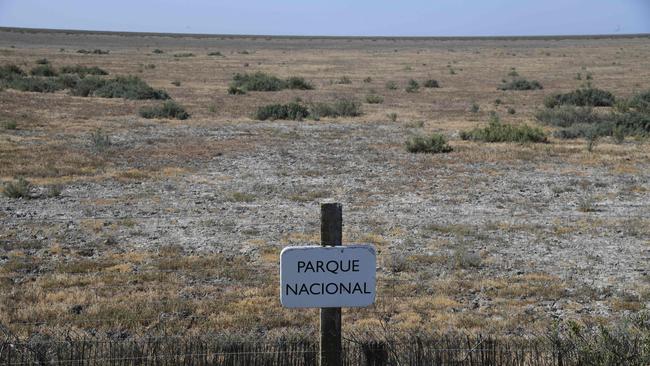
320;202;342;366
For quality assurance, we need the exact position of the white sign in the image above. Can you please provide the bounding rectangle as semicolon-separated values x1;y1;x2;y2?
280;245;376;308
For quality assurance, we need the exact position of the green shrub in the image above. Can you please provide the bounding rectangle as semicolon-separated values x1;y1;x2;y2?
255;102;309;121
285;76;313;90
2;178;31;198
385;81;398;90
423;79;440;88
77;49;109;55
406;133;453;153
365;94;384;104
553;122;615;139
59;65;108;77
30;64;58;77
139;101;190;120
0;64;26;80
94;76;170;100
11;77;63;93
625;90;650;113
498;78;543;91
363;77;372;83
405;79;419;93
387;112;398;122
152;49;164;54
171;80;181;87
544;88;615;108
461;116;548;143
69;76;106;97
614;111;650;136
507;107;516;114
310;99;362;118
507;68;519;77
230;72;286;92
535;106;603;127
173;52;194;58
470;102;480;113
2;119;17;130
494;98;502;105
57;73;81;88
207;51;223;56
35;58;49;65
227;86;246;95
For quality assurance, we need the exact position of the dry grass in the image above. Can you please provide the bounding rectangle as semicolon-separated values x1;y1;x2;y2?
1;30;649;338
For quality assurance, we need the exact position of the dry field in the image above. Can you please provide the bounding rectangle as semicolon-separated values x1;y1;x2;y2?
0;29;649;340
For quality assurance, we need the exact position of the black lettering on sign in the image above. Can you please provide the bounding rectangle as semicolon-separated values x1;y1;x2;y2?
285;282;372;296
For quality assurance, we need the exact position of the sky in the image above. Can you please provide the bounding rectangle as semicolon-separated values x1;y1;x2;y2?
0;0;649;37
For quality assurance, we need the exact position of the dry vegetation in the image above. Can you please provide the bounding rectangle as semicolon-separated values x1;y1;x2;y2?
0;29;649;342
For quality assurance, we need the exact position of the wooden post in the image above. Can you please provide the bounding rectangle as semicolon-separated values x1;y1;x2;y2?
320;202;342;366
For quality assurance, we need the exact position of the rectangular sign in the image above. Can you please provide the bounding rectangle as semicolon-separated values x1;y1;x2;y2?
280;245;376;308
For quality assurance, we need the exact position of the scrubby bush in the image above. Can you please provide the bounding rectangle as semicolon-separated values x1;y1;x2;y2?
57;73;81;88
625;90;650;113
544;88;615;108
498;78;543;91
152;49;164;54
227;86;246;95
207;51;223;56
30;64;58;77
11;77;63;93
230;72;285;92
365;94;384;104
310;99;362;118
0;64;26;80
285;76;313;90
255;102;309;121
171;80;181;87
2;177;31;198
60;65;108;77
173;52;194;58
423;79;440;88
470;102;480;113
77;49;109;55
406;133;453;153
336;76;351;84
94;76;170;100
89;129;111;151
35;58;49;65
69;76;106;97
405;79;419;93
461;116;548;143
139;101;190;120
385;81;398;90
507;107;516;114
535;106;603;127
2;119;17;130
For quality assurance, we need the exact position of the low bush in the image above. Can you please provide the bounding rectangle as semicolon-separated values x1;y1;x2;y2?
77;49;109;55
0;64;26;80
310;99;362;118
460;116;548;143
255;102;309;121
544;87;615;108
507;107;516;114
625;90;650;113
152;49;164;54
336;76;351;84
385;81;398;90
406;133;453;153
173;53;194;58
230;72;285;92
69;76;105;97
94;76;170;100
405;79;419;93
59;65;108;77
423;79;440;88
535;106;603;127
171;80;181;87
30;64;58;77
498;78;543;91
207;51;223;56
2;177;31;198
227;86;246;95
10;77;63;93
89;129;111;151
285;76;313;90
35;58;49;65
57;73;82;88
2;119;17;130
365;94;384;104
139;101;190;120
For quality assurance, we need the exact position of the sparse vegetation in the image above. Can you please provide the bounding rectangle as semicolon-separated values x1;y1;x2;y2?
89;129;111;152
2;119;17;130
207;51;223;56
2;177;32;198
152;49;164;54
336;75;351;84
59;65;108;77
544;87;615;108
77;49;109;55
70;75;170;100
30;64;58;77
498;78;543;90
461;115;548;143
229;72;312;92
406;133;453;153
139;101;190;120
255;102;309;121
423;79;440;88
387;112;398;122
310;99;362;118
470;102;480;113
173;52;195;58
171;80;181;86
365;94;384;104
405;79;420;93
385;81;398;90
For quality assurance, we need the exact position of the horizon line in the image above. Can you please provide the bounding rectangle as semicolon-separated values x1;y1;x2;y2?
1;26;649;41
